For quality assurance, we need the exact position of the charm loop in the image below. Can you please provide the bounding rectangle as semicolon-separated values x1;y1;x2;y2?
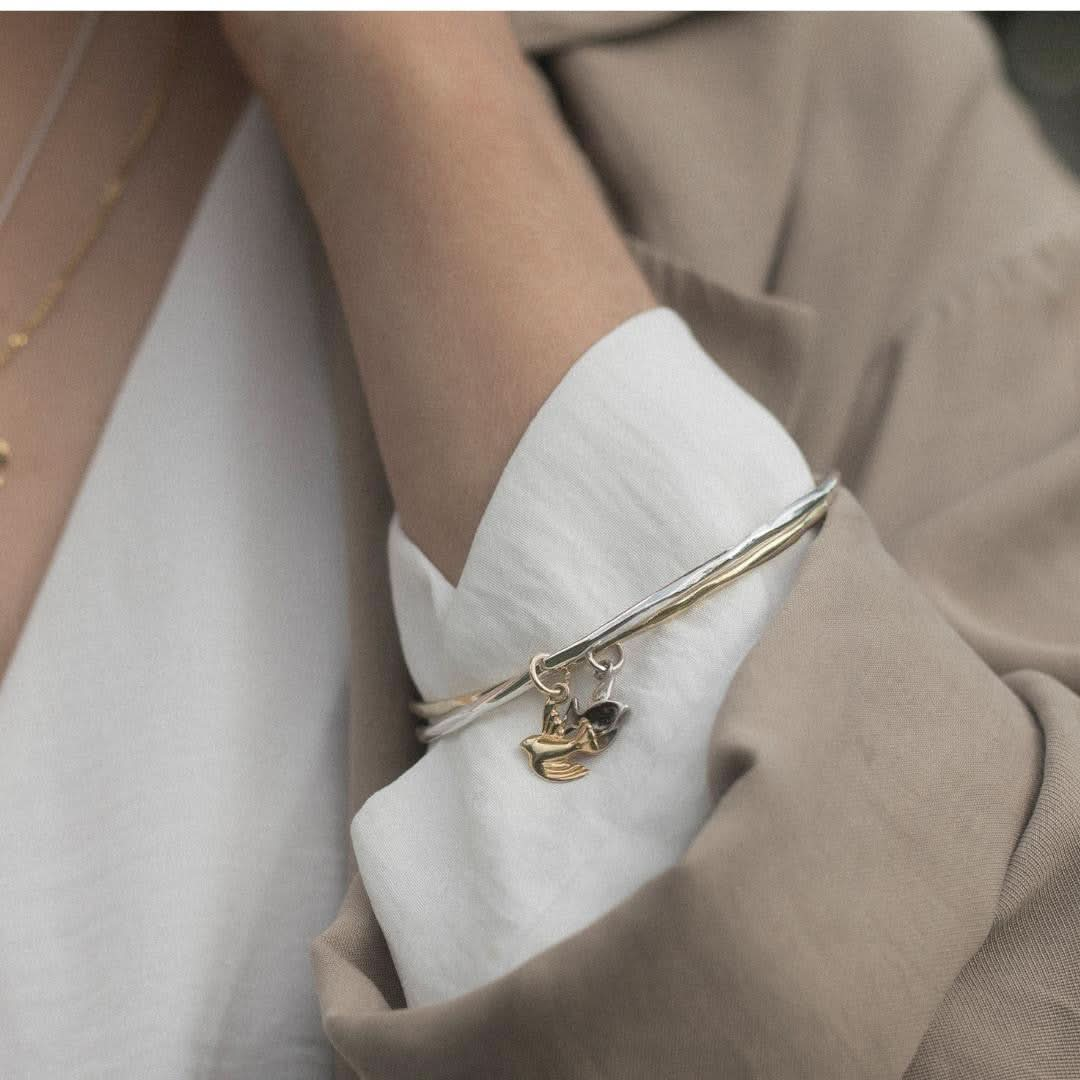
587;642;624;675
528;653;570;702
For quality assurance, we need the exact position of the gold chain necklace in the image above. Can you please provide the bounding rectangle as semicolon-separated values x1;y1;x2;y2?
0;14;99;234
0;20;180;486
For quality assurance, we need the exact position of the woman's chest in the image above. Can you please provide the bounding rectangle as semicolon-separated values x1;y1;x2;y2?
0;15;245;677
0;101;352;1076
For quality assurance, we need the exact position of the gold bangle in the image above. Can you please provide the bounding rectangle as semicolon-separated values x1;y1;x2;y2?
413;473;839;782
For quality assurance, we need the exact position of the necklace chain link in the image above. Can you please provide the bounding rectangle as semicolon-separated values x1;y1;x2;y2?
0;18;181;482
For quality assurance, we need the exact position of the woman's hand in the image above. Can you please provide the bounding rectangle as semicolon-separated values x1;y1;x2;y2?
222;14;654;583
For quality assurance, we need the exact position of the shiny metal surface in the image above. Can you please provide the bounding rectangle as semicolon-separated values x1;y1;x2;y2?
414;473;839;744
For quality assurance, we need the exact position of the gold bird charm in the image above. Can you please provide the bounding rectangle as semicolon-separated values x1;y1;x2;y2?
520;696;629;782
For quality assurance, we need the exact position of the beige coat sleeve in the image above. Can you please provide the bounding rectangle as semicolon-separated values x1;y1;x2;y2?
313;14;1080;1078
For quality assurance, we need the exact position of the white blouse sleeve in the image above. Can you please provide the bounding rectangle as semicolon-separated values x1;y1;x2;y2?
351;306;815;1007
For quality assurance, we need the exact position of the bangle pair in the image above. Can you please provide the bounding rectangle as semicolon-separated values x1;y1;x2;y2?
412;474;839;782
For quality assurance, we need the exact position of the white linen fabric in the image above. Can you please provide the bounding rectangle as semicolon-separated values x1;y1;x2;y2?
353;306;815;1007
0;102;349;1077
0;94;813;1066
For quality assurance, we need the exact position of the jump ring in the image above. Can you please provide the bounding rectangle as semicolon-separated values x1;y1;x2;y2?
529;654;570;702
587;642;624;675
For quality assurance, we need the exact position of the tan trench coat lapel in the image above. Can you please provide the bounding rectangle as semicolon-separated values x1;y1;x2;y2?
314;12;1080;1078
316;238;1080;1079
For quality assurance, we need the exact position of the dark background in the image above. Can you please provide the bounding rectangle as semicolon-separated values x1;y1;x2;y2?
986;12;1080;177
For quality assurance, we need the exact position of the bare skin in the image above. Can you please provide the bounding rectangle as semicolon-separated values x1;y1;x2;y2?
1;13;651;680
0;14;247;679
223;14;655;582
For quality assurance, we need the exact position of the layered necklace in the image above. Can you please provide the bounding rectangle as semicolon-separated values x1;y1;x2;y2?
0;14;178;486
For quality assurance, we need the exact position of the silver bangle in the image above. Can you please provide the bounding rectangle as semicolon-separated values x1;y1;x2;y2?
412;473;839;782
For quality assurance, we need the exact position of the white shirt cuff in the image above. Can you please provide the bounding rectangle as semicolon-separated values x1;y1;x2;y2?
353;306;815;1006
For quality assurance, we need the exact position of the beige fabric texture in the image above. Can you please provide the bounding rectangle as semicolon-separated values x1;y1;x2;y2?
312;13;1080;1079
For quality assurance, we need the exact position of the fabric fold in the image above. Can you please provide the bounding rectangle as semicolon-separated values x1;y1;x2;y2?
317;490;1058;1079
353;306;815;1007
314;14;1080;1077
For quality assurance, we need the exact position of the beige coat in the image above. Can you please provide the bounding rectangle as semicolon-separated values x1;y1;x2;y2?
312;13;1080;1078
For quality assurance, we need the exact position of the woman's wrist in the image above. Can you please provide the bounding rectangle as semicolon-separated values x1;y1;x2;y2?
223;13;653;584
222;13;553;252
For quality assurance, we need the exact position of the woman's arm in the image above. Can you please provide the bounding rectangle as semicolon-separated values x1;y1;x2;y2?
223;13;654;583
228;15;1080;1077
224;12;820;1010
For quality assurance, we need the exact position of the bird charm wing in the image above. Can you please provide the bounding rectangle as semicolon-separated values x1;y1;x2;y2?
520;699;630;782
536;756;590;782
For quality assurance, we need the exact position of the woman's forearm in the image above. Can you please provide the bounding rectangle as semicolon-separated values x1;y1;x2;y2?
226;14;654;582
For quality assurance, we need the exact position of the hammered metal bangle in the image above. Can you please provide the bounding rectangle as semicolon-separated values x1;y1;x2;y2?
412;473;839;782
